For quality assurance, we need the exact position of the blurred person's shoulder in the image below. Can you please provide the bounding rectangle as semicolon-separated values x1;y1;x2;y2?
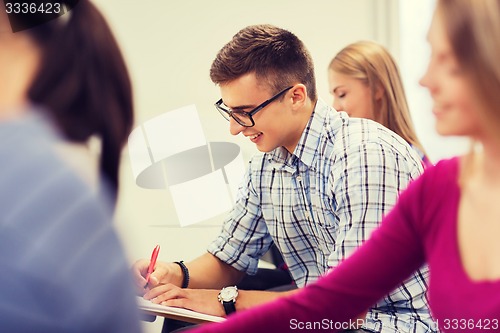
0;109;113;219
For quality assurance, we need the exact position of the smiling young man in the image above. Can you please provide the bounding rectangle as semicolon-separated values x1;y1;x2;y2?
133;24;437;332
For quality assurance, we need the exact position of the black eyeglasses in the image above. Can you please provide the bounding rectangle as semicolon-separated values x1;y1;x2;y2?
214;86;293;127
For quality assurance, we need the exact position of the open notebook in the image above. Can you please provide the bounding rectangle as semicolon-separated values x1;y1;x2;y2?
137;297;225;324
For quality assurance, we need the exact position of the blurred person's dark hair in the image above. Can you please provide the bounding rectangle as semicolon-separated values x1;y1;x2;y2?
10;0;133;207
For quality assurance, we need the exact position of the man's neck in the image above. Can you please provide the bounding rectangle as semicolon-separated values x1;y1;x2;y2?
283;99;317;153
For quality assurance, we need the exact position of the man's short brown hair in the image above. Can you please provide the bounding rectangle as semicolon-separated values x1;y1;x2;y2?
210;24;317;101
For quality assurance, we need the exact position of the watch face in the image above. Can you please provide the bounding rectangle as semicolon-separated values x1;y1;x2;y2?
219;286;238;301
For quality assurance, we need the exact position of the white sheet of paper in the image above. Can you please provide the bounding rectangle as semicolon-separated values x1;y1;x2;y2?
137;297;225;323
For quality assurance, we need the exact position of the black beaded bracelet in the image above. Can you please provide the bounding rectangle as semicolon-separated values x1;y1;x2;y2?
174;261;190;288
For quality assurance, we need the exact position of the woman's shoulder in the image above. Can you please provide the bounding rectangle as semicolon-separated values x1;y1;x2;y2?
406;156;459;195
423;156;459;180
394;157;459;209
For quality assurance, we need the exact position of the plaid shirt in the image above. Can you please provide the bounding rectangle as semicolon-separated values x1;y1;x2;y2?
209;99;437;332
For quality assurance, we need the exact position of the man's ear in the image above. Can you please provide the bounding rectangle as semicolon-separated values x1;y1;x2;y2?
290;84;307;109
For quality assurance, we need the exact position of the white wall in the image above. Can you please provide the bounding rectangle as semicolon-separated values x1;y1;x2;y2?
399;0;469;162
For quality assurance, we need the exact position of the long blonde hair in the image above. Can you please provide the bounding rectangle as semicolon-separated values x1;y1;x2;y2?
328;41;427;157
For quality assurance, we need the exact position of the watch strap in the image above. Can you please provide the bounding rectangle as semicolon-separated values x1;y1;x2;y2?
222;300;236;315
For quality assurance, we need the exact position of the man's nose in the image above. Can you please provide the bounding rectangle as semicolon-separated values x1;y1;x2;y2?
229;118;246;136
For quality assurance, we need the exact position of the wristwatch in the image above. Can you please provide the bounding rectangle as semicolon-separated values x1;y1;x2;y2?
218;286;238;315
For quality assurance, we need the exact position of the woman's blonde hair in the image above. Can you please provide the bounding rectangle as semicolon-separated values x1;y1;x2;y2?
328;41;427;156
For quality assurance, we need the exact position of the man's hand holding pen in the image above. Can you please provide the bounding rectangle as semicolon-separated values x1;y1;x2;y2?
132;256;186;295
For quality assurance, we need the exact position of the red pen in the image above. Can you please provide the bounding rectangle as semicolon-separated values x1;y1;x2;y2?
144;245;160;288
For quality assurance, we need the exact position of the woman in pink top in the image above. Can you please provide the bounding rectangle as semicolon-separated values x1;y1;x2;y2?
189;0;500;332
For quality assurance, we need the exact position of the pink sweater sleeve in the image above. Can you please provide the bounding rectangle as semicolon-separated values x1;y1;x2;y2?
190;173;429;333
